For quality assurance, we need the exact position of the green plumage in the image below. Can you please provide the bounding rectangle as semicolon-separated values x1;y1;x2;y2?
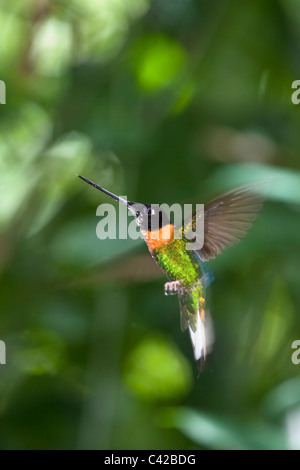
152;237;205;332
153;238;201;287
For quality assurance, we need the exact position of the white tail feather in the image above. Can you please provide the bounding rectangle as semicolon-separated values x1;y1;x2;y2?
188;310;214;364
188;311;206;361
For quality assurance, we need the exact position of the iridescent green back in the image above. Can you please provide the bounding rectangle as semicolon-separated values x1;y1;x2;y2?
153;238;201;287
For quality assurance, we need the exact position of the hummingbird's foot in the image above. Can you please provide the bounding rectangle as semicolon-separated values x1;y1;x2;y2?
164;280;183;296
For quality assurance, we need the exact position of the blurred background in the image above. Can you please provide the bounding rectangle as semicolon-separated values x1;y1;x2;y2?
1;0;300;450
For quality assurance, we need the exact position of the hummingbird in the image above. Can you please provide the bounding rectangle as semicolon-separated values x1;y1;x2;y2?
78;175;265;371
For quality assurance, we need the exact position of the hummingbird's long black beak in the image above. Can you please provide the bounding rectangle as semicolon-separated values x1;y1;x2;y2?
77;175;134;209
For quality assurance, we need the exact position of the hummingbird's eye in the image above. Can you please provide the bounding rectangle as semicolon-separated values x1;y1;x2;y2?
135;211;140;218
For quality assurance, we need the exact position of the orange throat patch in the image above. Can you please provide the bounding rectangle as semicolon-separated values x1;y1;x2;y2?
142;224;175;251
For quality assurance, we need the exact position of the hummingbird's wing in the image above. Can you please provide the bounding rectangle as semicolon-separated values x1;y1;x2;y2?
175;181;267;370
196;181;267;262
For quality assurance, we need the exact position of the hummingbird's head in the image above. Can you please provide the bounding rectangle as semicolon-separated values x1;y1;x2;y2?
128;202;170;232
78;176;173;249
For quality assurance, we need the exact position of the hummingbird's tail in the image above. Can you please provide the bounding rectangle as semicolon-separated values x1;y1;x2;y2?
188;310;206;372
188;308;214;372
178;284;214;372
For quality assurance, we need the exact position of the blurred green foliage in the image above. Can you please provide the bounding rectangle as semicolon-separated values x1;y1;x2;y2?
1;0;300;450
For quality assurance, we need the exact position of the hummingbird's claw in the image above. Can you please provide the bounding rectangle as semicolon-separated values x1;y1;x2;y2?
164;280;183;296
